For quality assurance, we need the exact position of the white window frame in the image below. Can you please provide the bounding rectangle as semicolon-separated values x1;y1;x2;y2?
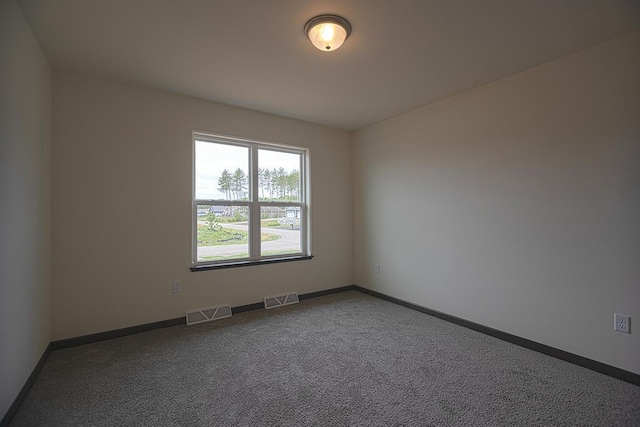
192;131;311;268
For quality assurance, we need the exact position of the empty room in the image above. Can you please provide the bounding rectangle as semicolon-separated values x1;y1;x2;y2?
1;0;639;425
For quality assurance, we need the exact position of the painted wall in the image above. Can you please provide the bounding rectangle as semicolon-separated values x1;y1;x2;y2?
353;32;640;374
52;70;353;340
0;0;52;419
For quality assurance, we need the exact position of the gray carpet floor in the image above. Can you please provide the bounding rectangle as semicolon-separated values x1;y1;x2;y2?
10;291;640;426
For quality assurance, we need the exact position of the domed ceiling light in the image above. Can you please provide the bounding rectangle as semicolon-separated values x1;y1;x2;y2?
304;14;352;52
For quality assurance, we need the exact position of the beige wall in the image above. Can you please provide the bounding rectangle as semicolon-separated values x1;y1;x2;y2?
353;31;640;374
0;0;52;419
52;70;353;340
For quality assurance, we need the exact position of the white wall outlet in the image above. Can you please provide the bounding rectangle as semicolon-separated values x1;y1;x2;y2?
172;281;182;294
374;264;380;274
614;313;630;334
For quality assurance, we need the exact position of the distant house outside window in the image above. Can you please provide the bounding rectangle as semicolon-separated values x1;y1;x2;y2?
192;132;310;268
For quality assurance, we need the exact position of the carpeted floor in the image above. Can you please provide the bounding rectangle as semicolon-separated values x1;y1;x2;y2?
10;291;640;426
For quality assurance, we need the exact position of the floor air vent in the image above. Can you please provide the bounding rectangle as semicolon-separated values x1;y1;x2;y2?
264;292;299;309
186;304;232;325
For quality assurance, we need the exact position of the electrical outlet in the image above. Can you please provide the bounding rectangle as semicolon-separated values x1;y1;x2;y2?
172;281;182;294
374;264;380;274
614;313;630;334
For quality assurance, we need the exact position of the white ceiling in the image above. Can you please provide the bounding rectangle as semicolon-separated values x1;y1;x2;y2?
16;0;640;131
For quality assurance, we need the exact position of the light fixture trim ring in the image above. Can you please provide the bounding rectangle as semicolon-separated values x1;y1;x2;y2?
304;14;352;40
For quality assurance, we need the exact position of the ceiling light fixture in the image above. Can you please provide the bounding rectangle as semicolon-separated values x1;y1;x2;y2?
304;14;352;52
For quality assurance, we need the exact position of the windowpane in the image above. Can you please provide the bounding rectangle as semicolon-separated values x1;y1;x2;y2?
260;206;302;256
195;141;249;200
258;149;301;202
193;133;309;267
196;204;249;262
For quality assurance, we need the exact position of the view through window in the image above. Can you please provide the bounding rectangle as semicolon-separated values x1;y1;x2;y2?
193;133;308;266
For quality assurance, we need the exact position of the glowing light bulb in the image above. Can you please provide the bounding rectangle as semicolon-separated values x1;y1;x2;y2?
321;24;335;42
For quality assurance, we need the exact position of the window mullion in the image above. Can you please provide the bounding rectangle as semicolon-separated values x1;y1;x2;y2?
250;145;260;259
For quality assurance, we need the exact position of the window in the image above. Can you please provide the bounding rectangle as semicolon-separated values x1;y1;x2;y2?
192;132;310;269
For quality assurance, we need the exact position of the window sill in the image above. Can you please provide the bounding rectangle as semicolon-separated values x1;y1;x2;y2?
190;255;313;272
